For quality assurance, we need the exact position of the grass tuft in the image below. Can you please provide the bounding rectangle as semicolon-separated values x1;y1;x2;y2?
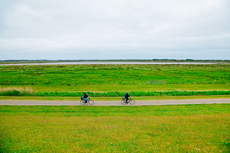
0;87;34;96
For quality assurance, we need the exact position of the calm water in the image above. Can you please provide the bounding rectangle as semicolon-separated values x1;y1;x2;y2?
0;61;216;66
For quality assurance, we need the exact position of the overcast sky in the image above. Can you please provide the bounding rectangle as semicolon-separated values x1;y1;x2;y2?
0;0;229;60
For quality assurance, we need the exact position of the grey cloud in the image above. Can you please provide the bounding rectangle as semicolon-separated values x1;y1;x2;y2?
0;0;229;60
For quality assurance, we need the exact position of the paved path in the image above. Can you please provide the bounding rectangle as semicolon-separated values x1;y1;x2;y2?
0;99;230;106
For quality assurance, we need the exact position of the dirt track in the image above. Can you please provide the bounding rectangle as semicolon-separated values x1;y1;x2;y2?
0;99;229;106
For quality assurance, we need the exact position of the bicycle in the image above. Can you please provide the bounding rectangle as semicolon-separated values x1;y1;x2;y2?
80;97;94;105
121;97;135;105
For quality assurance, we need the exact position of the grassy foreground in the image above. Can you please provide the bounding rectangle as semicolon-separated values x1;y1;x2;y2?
1;104;229;152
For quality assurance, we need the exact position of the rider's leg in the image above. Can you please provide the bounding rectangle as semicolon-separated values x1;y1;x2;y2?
126;98;129;103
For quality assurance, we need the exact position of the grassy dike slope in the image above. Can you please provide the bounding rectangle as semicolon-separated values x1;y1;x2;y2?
1;64;229;86
0;104;230;152
0;64;230;100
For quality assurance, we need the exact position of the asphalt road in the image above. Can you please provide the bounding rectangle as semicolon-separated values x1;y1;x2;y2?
0;99;230;106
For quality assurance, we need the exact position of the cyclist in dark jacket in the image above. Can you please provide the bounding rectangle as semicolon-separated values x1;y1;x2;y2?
125;92;130;103
83;93;88;103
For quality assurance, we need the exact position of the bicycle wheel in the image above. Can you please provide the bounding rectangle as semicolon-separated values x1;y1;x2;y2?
121;100;126;105
129;99;135;105
80;100;85;105
88;99;94;105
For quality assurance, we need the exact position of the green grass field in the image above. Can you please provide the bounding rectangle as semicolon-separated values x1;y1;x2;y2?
0;64;230;100
1;64;229;86
1;64;229;152
0;104;229;152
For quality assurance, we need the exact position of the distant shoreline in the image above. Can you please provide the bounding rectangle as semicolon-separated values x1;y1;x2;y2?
0;61;221;66
0;59;229;65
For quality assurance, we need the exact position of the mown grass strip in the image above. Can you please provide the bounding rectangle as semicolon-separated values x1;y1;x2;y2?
1;104;230;116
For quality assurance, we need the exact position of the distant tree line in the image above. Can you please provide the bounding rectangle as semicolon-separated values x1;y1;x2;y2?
0;59;230;62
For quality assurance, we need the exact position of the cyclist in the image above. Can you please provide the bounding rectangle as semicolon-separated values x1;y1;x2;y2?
125;92;130;103
83;93;88;103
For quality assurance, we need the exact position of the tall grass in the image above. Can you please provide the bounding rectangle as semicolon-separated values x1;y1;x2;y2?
1;89;230;97
34;90;230;97
0;87;34;96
